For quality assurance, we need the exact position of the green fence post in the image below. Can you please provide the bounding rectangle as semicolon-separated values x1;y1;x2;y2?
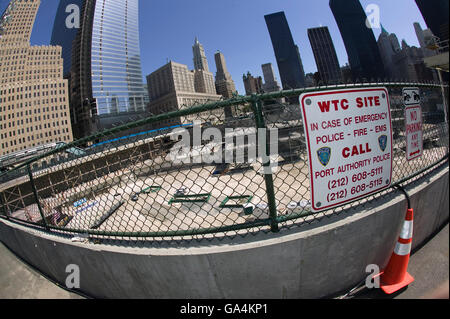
27;165;50;231
251;95;279;233
0;190;8;220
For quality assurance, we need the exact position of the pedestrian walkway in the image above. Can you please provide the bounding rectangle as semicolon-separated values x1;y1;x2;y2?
0;242;84;299
0;223;448;299
349;223;449;299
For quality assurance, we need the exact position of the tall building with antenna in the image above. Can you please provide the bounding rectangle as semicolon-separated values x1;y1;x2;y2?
192;37;216;95
193;37;210;72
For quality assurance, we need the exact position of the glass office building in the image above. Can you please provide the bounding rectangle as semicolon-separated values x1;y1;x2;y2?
52;0;149;139
91;0;148;116
330;0;385;81
264;11;306;90
308;26;342;84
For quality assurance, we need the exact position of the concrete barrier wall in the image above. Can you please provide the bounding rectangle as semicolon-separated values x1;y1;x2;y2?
0;163;448;299
0;138;174;208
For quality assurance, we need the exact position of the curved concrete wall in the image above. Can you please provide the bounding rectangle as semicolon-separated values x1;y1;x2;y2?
0;164;448;299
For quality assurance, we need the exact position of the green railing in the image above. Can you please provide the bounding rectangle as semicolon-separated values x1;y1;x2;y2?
0;82;448;242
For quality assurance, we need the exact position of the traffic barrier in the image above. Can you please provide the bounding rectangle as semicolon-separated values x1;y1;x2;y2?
380;208;415;294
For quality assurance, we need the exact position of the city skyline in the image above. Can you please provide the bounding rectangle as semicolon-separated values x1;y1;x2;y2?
308;26;342;84
265;11;306;90
330;0;385;81
0;0;433;95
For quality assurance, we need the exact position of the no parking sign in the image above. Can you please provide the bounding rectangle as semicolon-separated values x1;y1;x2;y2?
403;88;423;161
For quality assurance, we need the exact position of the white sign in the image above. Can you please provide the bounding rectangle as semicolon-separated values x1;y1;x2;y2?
403;87;421;106
300;88;393;212
405;105;423;161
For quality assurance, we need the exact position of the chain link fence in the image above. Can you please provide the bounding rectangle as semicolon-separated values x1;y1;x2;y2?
0;82;448;243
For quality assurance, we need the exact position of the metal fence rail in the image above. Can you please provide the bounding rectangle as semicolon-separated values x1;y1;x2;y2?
0;82;448;242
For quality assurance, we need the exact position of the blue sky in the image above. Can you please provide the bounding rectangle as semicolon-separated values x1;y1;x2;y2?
1;0;428;94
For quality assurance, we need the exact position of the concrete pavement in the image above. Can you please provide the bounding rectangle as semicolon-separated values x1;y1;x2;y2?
345;222;449;299
0;223;448;299
396;223;449;299
0;242;84;299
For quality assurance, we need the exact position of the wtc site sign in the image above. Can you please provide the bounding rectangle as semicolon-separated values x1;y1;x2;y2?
300;88;393;212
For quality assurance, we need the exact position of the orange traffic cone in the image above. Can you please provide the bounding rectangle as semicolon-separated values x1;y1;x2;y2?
380;208;415;294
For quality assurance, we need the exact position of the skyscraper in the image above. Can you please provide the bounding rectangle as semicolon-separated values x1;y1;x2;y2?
55;0;149;139
389;33;401;52
414;22;427;49
91;0;148;115
51;0;83;76
0;0;73;155
330;0;385;81
261;63;281;93
392;41;436;82
264;11;306;90
146;61;222;127
415;0;449;43
214;51;236;99
192;38;216;95
0;0;38;45
69;0;96;139
377;26;400;79
413;22;437;57
214;51;235;118
193;37;210;72
307;26;342;84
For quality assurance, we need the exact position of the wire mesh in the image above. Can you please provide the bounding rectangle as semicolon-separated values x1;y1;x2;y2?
0;82;448;243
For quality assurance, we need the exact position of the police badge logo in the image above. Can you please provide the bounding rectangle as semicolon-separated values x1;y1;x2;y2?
378;135;388;152
317;147;331;167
